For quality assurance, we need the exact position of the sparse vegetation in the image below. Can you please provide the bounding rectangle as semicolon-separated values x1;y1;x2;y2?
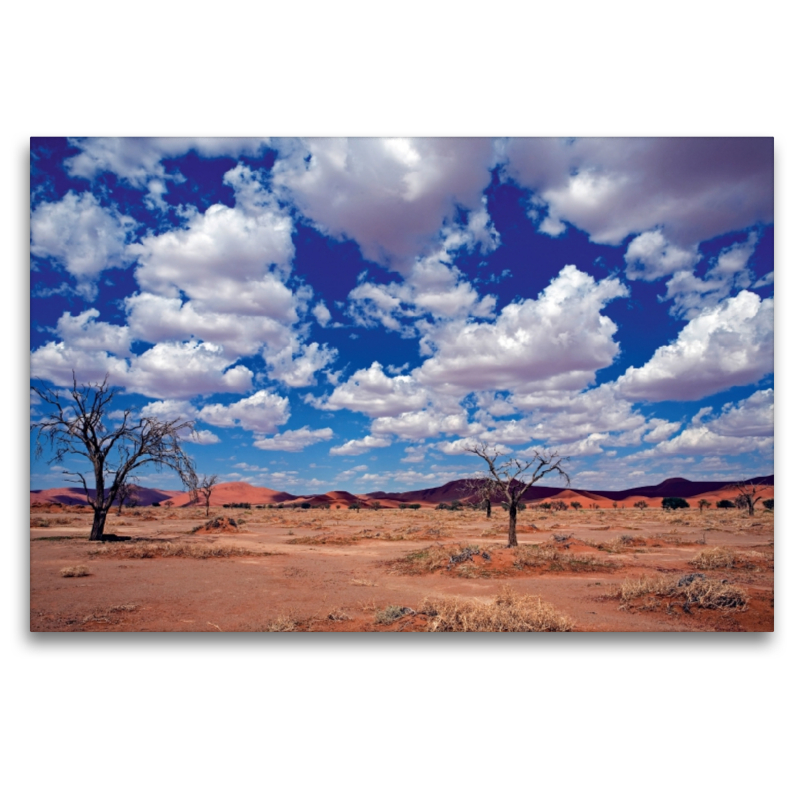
717;499;735;509
614;573;748;611
633;500;648;509
60;564;90;577
374;605;413;625
419;587;574;632
763;499;774;511
513;544;614;572
89;541;271;559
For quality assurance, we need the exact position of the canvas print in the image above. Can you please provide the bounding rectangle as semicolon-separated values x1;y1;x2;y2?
30;137;774;632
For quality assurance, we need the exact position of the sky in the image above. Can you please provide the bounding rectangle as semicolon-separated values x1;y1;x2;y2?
29;137;774;495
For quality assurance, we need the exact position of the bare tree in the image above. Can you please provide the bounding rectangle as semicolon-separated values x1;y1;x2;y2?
197;474;218;517
115;481;139;515
31;374;197;541
698;498;711;512
465;477;495;518
734;482;764;517
465;443;570;547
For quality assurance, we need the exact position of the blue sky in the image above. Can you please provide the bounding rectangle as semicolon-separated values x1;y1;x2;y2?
30;137;774;494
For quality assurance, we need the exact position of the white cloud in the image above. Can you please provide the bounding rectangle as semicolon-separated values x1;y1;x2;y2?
197;389;289;434
653;427;772;457
371;408;479;441
54;309;131;356
318;362;430;417
505;137;773;249
624;230;700;281
616;291;774;401
30;192;136;298
312;301;331;327
140;399;198;422
127;342;253;399
707;389;773;438
642;419;683;443
264;342;337;388
662;232;760;319
271;137;497;271
415;265;628;394
329;435;392;456
188;430;221;445
253;426;334;452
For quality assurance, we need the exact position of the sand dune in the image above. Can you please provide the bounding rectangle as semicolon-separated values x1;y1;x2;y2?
32;475;774;509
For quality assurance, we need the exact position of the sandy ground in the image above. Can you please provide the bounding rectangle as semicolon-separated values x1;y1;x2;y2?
30;504;774;632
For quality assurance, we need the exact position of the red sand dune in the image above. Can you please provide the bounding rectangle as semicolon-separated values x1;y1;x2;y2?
30;485;182;507
32;475;774;510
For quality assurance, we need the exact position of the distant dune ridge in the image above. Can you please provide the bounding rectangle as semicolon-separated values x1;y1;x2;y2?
31;475;774;509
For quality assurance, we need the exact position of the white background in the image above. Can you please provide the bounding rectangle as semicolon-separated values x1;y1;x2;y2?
5;3;796;798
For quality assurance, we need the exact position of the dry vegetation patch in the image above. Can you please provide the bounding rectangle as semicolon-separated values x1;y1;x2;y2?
388;543;494;577
513;544;614;572
690;547;770;571
89;541;273;559
613;573;749;612
419;588;574;632
60;564;90;578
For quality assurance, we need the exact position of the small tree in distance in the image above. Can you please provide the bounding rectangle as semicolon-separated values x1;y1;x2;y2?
196;474;218;517
698;499;711;512
31;374;197;541
662;497;689;510
115;481;138;515
465;443;570;547
734;482;763;517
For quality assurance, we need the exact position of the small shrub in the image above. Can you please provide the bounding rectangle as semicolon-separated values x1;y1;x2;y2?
615;573;748;611
60;564;90;578
633;500;648;509
662;497;690;510
374;605;414;625
716;499;735;509
763;499;774;511
300;502;312;509
570;501;582;510
420;587;574;632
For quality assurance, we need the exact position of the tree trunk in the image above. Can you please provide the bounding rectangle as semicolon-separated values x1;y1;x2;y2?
507;503;518;547
206;500;210;517
89;506;108;541
486;499;491;519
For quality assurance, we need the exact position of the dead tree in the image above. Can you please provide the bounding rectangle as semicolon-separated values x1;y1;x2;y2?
465;477;495;518
734;482;764;517
197;474;218;517
115;481;139;515
31;374;197;541
465;443;570;547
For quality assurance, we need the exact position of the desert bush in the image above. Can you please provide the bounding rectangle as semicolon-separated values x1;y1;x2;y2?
374;605;413;625
690;548;737;569
662;497;690;510
90;542;270;559
570;501;582;510
716;499;735;509
389;543;486;575
419;587;573;632
633;500;648;509
763;499;774;510
436;502;450;510
60;564;90;578
615;573;748;610
513;544;612;572
264;615;299;632
551;500;568;511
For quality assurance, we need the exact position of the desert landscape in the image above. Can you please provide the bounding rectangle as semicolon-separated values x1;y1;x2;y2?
30;477;774;632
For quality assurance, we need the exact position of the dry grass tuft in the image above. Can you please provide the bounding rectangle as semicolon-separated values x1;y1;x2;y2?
374;605;414;625
60;564;90;578
264;615;299;632
89;541;272;559
615;573;749;611
388;543;492;576
419;587;574;632
327;608;352;622
513;544;614;572
689;547;769;571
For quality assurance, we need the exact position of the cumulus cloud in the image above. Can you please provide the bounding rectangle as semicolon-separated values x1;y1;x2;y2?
415;265;628;394
188;430;221;445
312;301;331;327
642;419;683;443
30;192;136;298
264;342;338;388
624;230;700;281
505;137;773;248
616;291;774;401
329;435;392;456
662;231;760;319
371;408;479;441
271;137;497;271
54;309;131;356
706;389;773;438
197;389;289;434
65;137;271;205
653;426;772;457
253;426;334;452
317;362;430;417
